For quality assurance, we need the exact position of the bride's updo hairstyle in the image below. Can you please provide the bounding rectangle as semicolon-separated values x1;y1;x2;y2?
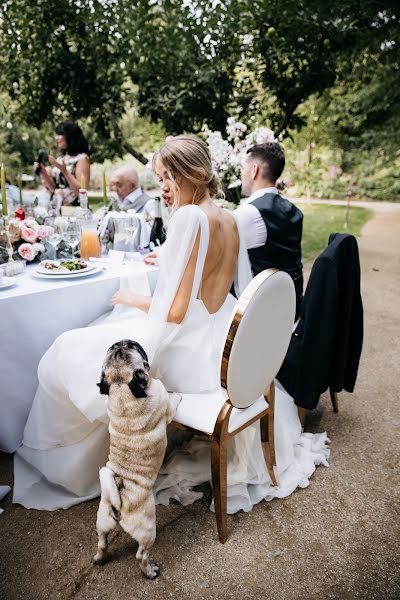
153;134;222;206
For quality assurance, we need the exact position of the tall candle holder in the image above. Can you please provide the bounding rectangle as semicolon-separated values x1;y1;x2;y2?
0;207;14;262
3;215;15;263
0;211;25;275
0;210;14;262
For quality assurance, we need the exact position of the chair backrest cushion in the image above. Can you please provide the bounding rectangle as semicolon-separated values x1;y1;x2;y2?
224;270;295;408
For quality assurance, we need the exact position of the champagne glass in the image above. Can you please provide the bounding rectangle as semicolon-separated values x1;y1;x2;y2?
64;219;81;257
44;217;63;259
125;216;139;253
112;215;137;252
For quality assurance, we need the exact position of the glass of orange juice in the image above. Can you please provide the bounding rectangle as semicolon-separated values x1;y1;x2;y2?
80;220;101;259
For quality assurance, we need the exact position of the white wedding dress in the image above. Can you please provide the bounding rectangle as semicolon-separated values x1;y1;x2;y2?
13;205;329;513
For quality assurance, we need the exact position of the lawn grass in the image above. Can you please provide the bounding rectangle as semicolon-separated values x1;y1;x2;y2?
89;197;105;212
300;203;372;263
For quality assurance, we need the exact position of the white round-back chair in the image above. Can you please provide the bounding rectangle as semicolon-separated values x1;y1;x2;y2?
171;269;295;543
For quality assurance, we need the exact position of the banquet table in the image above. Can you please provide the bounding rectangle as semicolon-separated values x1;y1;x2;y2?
0;261;158;453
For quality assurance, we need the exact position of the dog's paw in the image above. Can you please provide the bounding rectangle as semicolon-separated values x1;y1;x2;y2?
146;563;160;580
93;553;107;566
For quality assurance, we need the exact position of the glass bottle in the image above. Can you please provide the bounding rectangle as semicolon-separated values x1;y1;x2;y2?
150;197;165;247
78;188;101;259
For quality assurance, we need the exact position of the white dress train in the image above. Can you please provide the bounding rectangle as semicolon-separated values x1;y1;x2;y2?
13;205;329;512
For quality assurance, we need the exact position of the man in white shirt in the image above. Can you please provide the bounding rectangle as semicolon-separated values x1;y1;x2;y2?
234;142;304;319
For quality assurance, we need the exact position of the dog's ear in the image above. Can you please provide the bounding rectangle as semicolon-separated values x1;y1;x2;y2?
130;341;149;364
97;372;110;396
128;369;149;399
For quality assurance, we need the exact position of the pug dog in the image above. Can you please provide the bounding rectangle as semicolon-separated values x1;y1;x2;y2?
93;339;181;579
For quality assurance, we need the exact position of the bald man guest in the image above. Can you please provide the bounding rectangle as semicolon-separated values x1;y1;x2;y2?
111;167;151;213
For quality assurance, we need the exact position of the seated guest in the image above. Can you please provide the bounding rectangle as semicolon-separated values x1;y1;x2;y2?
110;167;151;213
34;120;90;206
99;168;154;249
234;142;304;319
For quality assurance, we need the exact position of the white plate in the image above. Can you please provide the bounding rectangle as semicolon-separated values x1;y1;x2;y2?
32;265;103;280
36;260;96;276
0;277;17;291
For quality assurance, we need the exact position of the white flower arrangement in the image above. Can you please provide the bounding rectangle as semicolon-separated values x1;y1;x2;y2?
0;211;54;264
202;117;276;202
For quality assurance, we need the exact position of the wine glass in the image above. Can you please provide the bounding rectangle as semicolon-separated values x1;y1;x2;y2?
44;217;63;259
125;217;139;253
64;219;81;257
112;215;138;252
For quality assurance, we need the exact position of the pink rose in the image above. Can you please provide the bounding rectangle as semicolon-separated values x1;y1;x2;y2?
18;243;36;261
20;227;38;243
37;225;54;240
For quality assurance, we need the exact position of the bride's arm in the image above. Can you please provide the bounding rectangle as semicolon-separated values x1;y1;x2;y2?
166;230;200;323
109;229;200;322
109;290;151;312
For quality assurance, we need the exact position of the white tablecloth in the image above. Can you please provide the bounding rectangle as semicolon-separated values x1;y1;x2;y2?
0;262;158;453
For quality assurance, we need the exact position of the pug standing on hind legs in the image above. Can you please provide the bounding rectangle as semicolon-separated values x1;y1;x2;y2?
93;339;181;579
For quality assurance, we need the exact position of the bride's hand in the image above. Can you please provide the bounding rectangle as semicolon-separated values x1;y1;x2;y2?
144;251;158;265
110;290;136;306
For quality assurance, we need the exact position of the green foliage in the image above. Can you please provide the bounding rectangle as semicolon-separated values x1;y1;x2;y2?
238;1;397;135
120;105;166;154
248;1;345;133
0;0;132;158
0;0;398;201
130;0;244;133
280;5;400;204
0;130;20;174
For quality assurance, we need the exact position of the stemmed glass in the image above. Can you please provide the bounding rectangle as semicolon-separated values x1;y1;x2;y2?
125;218;139;253
112;215;138;253
64;219;81;258
44;217;63;260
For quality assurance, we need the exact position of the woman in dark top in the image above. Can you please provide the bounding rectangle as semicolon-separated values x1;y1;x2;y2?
34;121;90;206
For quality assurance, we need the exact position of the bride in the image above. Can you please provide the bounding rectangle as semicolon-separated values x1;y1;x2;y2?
14;135;329;513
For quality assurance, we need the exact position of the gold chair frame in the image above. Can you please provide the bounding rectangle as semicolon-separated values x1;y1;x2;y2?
171;270;282;544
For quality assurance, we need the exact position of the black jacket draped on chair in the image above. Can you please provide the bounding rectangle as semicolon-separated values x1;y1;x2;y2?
277;233;363;410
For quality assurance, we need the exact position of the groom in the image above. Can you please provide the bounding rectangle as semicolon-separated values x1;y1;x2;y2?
234;142;304;319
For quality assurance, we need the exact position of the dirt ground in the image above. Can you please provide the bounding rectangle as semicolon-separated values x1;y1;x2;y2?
1;203;399;600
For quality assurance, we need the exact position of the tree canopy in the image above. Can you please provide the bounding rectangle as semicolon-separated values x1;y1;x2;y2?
0;0;398;163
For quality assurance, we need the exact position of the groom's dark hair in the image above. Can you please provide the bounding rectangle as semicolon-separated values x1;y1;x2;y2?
247;143;285;183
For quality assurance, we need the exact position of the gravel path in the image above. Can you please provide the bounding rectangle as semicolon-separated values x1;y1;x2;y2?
1;205;399;600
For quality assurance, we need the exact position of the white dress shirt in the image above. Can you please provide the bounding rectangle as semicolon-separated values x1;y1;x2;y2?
234;187;278;250
119;186;145;210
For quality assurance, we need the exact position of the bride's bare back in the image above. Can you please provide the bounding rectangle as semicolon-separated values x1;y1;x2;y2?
168;202;239;323
199;203;239;313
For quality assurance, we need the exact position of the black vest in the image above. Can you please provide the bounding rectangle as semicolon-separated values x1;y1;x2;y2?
248;193;304;319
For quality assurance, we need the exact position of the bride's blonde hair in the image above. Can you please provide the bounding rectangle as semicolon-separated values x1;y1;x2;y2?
152;134;222;207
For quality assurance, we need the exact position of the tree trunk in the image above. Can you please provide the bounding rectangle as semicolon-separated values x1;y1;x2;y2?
274;103;299;138
122;140;148;165
109;113;149;165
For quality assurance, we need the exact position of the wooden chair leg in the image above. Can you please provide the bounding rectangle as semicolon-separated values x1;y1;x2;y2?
330;387;339;413
260;383;280;487
297;407;306;428
211;403;232;544
211;435;228;544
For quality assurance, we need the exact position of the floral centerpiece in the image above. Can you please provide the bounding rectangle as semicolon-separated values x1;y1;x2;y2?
202;117;277;204
0;207;53;264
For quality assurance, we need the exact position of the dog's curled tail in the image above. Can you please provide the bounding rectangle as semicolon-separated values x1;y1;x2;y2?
99;466;121;516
